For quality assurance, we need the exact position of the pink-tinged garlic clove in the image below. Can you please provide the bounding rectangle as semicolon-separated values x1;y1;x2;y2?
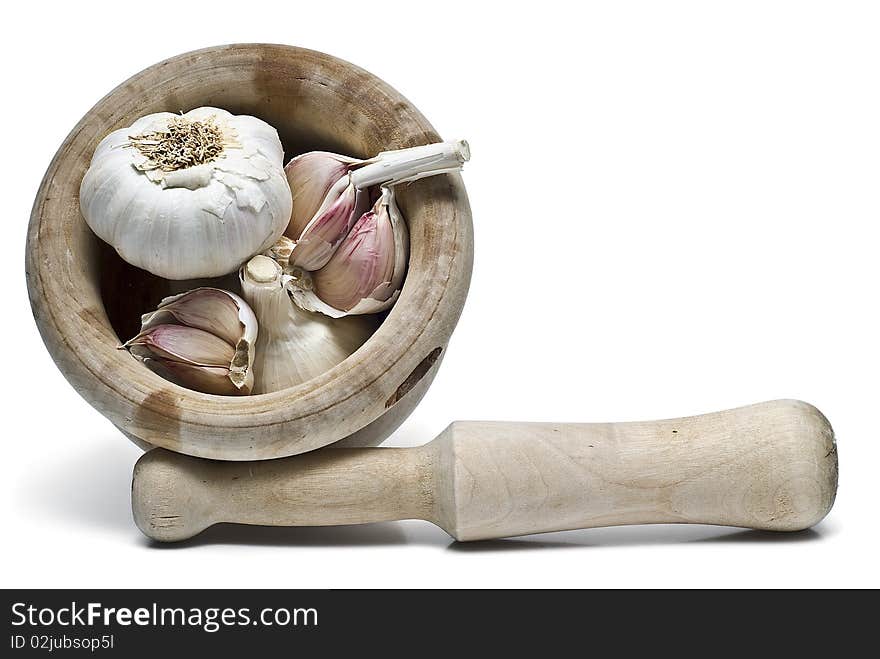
125;324;236;367
288;177;366;271
282;141;468;274
290;187;409;318
314;200;396;311
146;360;241;396
140;288;247;346
285;152;354;240
122;288;258;395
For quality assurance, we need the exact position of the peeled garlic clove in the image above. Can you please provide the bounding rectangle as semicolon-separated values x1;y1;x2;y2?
122;288;258;395
290;187;409;317
240;255;379;394
285;152;356;240
288;177;367;271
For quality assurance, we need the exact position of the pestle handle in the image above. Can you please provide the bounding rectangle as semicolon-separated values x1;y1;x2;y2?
132;446;431;542
132;400;837;542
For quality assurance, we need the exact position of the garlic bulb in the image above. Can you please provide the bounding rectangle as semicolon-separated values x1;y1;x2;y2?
287;187;409;318
122;288;258;395
80;107;292;280
240;256;378;394
284;140;469;272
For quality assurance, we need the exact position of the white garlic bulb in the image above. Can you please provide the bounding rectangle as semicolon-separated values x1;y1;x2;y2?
122;288;258;395
239;256;378;394
80;107;292;280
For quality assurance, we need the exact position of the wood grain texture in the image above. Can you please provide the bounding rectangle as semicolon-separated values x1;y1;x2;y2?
26;44;473;461
132;400;838;542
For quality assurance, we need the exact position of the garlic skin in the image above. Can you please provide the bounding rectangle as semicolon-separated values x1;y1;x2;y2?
240;256;378;394
122;288;258;395
289;187;409;318
80;107;292;280
283;140;468;272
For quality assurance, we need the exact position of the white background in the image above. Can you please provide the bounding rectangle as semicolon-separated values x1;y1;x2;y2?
3;1;878;588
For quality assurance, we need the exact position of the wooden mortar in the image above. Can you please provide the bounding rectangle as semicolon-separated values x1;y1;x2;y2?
26;44;473;460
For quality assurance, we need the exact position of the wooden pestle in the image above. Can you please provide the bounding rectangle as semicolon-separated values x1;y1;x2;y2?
132;400;838;543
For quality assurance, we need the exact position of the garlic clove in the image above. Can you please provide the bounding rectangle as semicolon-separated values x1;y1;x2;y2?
125;324;236;367
284;268;345;319
281;141;467;275
285;152;354;240
122;287;258;395
291;187;409;317
141;288;248;346
145;360;241;397
240;255;379;394
314;197;396;310
288;177;367;271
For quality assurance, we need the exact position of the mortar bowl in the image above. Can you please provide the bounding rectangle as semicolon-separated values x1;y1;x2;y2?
26;44;473;460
